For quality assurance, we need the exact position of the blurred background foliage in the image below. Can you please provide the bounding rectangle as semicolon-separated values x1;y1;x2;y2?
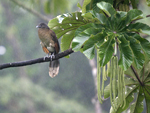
0;0;150;113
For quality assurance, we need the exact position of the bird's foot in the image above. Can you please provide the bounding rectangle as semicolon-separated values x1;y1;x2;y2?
43;53;50;60
50;53;55;61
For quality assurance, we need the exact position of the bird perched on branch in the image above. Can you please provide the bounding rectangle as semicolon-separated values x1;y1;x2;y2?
36;23;60;78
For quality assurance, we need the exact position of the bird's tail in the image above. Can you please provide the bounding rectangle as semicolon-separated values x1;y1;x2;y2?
49;60;59;78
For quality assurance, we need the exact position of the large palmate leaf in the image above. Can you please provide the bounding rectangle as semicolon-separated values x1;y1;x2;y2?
48;12;87;39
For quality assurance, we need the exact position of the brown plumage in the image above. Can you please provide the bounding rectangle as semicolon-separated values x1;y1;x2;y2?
36;23;60;78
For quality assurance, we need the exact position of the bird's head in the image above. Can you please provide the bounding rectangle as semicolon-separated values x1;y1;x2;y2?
36;23;49;29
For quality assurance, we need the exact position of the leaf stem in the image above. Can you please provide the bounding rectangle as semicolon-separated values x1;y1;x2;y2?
114;42;117;56
131;65;144;86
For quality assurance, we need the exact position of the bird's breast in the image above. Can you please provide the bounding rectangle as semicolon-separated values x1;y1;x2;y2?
38;29;55;48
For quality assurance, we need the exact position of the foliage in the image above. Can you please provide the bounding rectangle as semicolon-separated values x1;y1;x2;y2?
44;0;70;15
0;76;93;113
48;0;150;112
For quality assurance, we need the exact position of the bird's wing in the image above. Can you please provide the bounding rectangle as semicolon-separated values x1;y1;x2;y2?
40;42;49;54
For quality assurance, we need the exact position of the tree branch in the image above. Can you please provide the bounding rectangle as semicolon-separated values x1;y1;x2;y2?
0;48;74;70
11;0;49;22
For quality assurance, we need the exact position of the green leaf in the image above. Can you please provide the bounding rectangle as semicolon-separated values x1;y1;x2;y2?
61;30;75;57
125;35;145;69
130;0;139;9
118;36;133;71
124;77;137;86
44;0;51;14
143;87;150;113
125;9;144;24
126;22;150;35
124;66;137;80
72;25;101;52
98;34;115;66
146;0;150;6
82;11;101;23
97;2;116;17
95;13;108;24
48;18;60;30
48;12;87;39
104;84;110;99
74;23;95;36
130;87;144;113
77;2;82;9
82;0;91;13
133;34;150;59
83;32;106;59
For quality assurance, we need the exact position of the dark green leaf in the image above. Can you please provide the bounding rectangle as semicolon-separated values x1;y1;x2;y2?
143;87;150;113
98;34;115;66
126;22;150;35
118;36;133;71
125;9;144;24
133;34;150;59
97;2;116;17
82;11;100;23
94;13;108;24
74;23;95;36
130;0;139;9
124;35;145;69
130;87;144;113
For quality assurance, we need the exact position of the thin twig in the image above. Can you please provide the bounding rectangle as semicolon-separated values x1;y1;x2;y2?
0;48;74;70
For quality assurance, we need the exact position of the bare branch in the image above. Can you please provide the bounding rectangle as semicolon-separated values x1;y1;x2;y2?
0;48;74;70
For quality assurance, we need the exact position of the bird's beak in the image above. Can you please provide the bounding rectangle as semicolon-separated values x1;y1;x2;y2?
36;25;39;28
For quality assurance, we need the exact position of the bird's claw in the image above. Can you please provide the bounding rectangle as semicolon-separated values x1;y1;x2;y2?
50;53;55;61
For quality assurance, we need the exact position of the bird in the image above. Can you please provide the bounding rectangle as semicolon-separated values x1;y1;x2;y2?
36;23;60;78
